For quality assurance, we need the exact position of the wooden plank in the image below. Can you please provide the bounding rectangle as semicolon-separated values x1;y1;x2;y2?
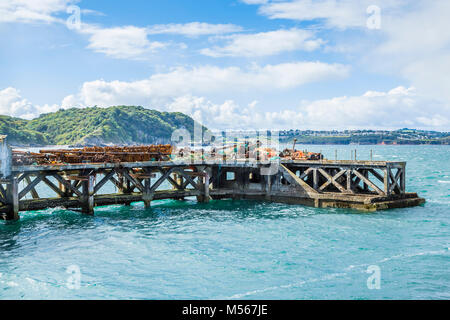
130;173;156;179
65;175;89;181
93;170;116;194
121;169;145;193
17;173;29;184
175;169;201;191
19;175;42;199
318;168;347;193
279;164;318;195
167;175;182;190
299;168;313;180
155;168;181;190
41;176;65;197
51;173;83;197
24;176;40;199
13;159;409;173
353;170;384;195
388;167;402;194
150;167;176;192
186;172;207;177
109;176;122;190
369;169;384;183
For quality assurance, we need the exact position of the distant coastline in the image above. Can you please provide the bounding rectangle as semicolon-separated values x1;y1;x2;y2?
278;128;450;145
6;128;450;148
2;106;449;147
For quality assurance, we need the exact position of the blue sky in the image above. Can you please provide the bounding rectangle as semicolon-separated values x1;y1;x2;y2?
1;0;449;130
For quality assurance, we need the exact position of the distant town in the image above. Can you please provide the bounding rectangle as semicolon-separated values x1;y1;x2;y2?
278;128;450;145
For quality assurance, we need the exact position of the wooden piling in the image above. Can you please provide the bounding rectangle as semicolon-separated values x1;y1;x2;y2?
6;177;19;220
82;175;95;215
143;177;153;208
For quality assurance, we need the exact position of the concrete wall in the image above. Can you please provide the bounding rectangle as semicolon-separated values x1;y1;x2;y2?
0;136;12;178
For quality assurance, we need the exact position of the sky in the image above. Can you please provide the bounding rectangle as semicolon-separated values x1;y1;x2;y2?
0;0;449;131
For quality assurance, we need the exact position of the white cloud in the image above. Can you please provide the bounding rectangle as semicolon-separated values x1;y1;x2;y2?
62;62;349;107
0;0;77;24
2;85;448;131
80;25;167;59
257;0;368;29
0;87;59;119
168;96;306;130
245;1;450;123
147;22;243;37
166;87;450;131
201;28;324;57
368;1;450;104
250;0;405;29
78;22;246;59
297;86;449;130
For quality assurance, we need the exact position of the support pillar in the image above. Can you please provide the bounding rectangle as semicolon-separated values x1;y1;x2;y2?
346;170;352;192
174;173;184;201
117;172;126;194
384;167;390;196
197;170;211;203
232;168;245;200
6;177;19;221
265;174;272;200
117;171;132;206
143;176;153;208
203;170;211;203
82;175;95;215
313;168;319;190
314;198;320;208
400;165;406;195
363;170;369;192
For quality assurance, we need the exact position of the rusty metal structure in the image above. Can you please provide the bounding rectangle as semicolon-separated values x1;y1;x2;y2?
12;145;173;166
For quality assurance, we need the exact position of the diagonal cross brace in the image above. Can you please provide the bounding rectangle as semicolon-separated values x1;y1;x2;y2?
279;164;318;195
51;173;83;197
173;169;201;191
352;169;385;195
150;167;177;192
318;168;347;193
388;168;402;194
19;175;42;199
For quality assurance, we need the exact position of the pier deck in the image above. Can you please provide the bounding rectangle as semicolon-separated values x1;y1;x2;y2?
0;159;425;220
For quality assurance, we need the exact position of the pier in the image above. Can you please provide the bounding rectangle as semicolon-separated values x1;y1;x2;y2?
0;144;425;220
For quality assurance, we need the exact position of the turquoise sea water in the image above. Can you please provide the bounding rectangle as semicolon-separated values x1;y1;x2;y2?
0;145;449;299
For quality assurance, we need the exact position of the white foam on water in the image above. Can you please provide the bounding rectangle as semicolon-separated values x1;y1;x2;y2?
428;200;450;205
225;272;347;299
438;180;450;184
225;249;449;299
6;281;19;287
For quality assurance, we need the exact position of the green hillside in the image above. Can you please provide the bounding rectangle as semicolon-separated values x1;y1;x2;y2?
0;106;203;146
0;115;49;145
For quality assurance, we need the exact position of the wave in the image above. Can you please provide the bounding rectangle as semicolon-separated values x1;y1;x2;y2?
226;272;348;299
225;248;449;299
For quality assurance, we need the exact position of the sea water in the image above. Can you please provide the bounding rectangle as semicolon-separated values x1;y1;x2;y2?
0;145;449;299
